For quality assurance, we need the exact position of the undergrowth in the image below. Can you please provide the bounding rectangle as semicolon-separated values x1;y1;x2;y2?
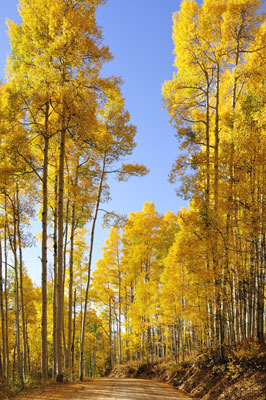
110;342;266;400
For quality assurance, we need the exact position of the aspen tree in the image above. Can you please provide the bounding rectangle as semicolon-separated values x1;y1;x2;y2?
7;0;111;381
163;0;266;357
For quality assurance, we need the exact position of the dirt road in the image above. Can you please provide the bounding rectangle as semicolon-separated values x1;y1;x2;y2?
16;378;192;399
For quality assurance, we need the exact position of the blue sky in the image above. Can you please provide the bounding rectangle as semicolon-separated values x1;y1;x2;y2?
0;0;187;284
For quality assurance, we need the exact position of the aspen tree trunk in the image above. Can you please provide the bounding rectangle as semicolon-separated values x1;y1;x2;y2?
229;278;236;345
117;290;122;365
204;81;215;348
66;202;76;372
56;103;66;382
124;286;130;362
16;185;27;380
205;79;210;213
62;200;70;370
12;346;16;382
147;326;152;363
213;63;224;360
63;199;70;289
11;200;23;384
173;326;177;362
214;63;220;240
247;262;253;339
67;160;78;375
4;198;9;381
256;257;264;343
256;176;264;343
117;259;121;364
243;278;247;340
0;350;2;378
116;317;119;364
41;113;49;381
180;318;184;363
108;297;113;369
0;239;5;379
235;279;241;341
53;174;58;378
226;42;241;347
250;248;256;338
71;288;76;378
250;166;257;340
152;327;155;361
252;272;257;338
79;153;106;381
26;321;30;375
177;326;180;364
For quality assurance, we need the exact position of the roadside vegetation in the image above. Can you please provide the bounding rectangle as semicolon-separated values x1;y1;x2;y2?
110;343;266;399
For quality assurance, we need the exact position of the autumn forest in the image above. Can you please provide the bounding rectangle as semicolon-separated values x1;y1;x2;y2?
0;0;266;397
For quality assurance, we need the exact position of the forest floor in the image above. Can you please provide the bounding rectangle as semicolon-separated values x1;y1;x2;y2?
11;378;192;399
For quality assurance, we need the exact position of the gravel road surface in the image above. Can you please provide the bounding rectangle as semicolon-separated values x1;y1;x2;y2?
16;378;192;399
